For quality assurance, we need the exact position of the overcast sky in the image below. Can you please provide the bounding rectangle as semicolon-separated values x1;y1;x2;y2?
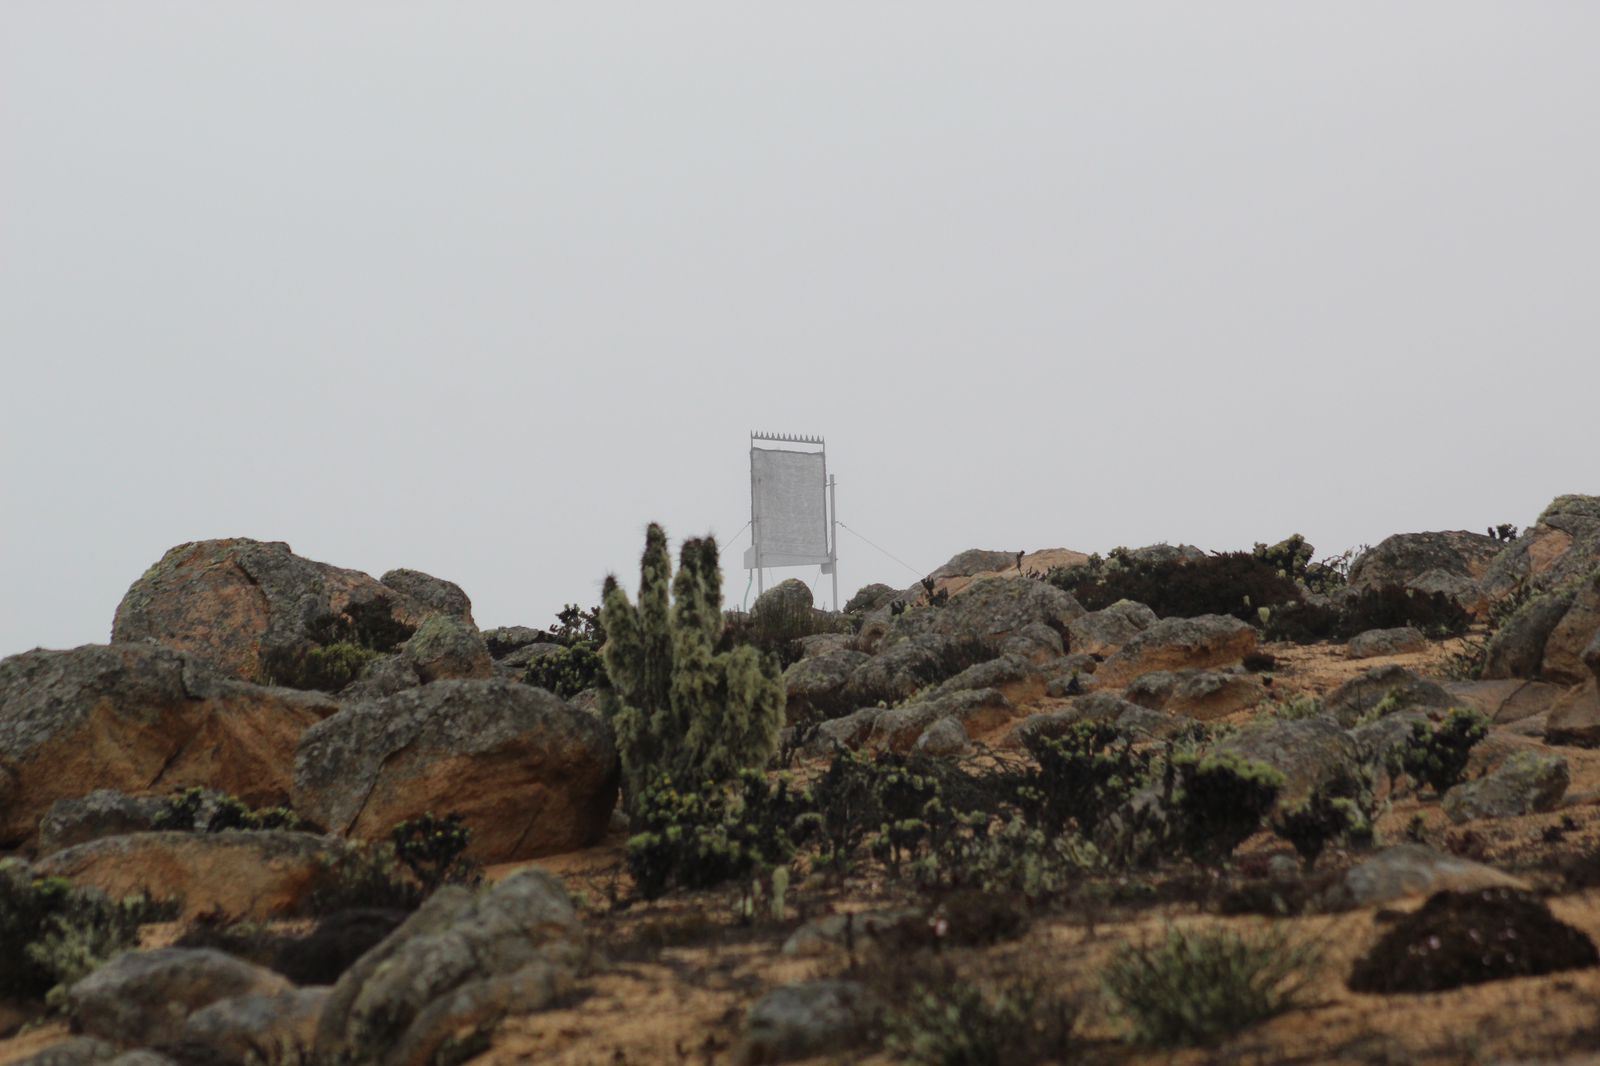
3;4;1598;657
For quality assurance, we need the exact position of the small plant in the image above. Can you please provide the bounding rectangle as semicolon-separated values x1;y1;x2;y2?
1273;769;1377;869
1390;708;1489;795
885;969;1078;1066
1266;694;1324;721
1048;551;1302;623
1489;524;1520;542
1019;722;1152;836
153;788;307;833
303;843;426;915
1266;585;1470;644
525;643;604;699
1101;924;1317;1047
389;813;482;894
1169;753;1285;864
625;771;810;900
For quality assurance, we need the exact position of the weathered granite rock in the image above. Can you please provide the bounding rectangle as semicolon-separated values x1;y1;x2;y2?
1443;750;1569;823
1346;626;1428;659
69;949;292;1047
1094;615;1257;688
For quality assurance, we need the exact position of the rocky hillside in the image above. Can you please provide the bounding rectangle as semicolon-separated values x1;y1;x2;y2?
4;498;1600;1065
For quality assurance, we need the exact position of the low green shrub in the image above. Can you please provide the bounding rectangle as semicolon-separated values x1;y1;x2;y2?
1018;722;1153;835
1265;586;1470;644
885;970;1078;1066
1049;551;1302;622
1169;753;1285;864
524;643;604;699
1272;769;1377;869
1101;924;1317;1047
390;812;482;894
1389;708;1489;795
152;788;307;833
626;771;811;900
303;844;426;915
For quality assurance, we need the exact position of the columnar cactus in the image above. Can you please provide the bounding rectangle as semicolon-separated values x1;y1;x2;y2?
601;524;784;807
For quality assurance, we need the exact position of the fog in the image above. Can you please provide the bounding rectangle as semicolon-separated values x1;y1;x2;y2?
3;4;1597;656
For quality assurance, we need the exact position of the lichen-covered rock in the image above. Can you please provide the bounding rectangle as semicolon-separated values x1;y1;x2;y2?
399;614;492;683
928;548;1023;580
1480;495;1600;603
1323;664;1455;727
881;576;1083;653
868;689;1010;753
379;568;475;625
1215;716;1359;806
315;868;582;1066
38;790;166;856
1346;626;1428;659
1124;668;1266;720
481;626;544;658
841;635;984;708
293;680;617;861
0;644;336;847
913;716;970;756
916;654;1044;703
11;1038;121;1065
844;583;900;614
69;948;292;1047
1546;679;1600;746
111;539;433;684
1441;679;1566;725
1326;844;1530;909
1094;615;1256;687
36;831;350;922
734;980;877;1065
1443;750;1569;823
1348;531;1502;593
783;650;870;721
1482;586;1579;681
175;987;329;1066
1066;600;1158;657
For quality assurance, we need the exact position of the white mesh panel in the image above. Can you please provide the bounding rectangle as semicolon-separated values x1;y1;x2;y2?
751;447;829;567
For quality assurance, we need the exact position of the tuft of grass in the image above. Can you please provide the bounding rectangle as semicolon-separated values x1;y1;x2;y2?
885;971;1078;1066
1101;924;1317;1047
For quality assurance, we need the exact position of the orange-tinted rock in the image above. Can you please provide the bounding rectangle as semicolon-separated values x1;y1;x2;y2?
0;644;337;847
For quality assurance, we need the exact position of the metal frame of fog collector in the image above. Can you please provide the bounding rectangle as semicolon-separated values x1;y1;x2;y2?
744;431;838;609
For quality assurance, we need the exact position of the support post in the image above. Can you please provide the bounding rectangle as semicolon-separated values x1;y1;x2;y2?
828;474;839;612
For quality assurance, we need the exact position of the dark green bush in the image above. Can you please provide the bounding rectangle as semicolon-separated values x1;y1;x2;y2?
152;788;307;833
303;843;426;915
524;643;605;699
1272;769;1377;869
1102;924;1317;1047
1265;586;1471;644
1019;722;1153;836
1049;551;1302;622
259;605;415;690
0;861;174;1002
885;969;1079;1066
1170;753;1285;863
1390;708;1489;795
390;812;482;894
626;771;810;900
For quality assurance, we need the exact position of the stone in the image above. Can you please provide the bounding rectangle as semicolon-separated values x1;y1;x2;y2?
913;716;970;756
0;644;337;847
916;654;1044;703
783;650;870;721
881;576;1083;654
496;641;563;672
398;614;493;683
384;958;571;1066
379;569;475;624
481;626;545;658
1346;626;1428;659
38;790;166;856
753;578;814;617
841;634;983;708
1443;750;1569;823
36;831;350;922
795;633;854;659
314;868;582;1065
734;980;876;1065
1124;668;1266;720
293;680;618;862
1066;600;1159;657
997;621;1067;663
1094;614;1257;687
1216;716;1360;806
1483;586;1579;681
803;707;881;755
112;538;434;684
868;689;1010;753
175;987;329;1066
1327;844;1530;909
1348;531;1502;592
1539;572;1600;685
1545;678;1600;747
843;583;900;614
1480;495;1600;604
781;909;921;956
928;549;1024;580
1323;664;1455;727
11;1039;121;1065
69;948;292;1047
1442;679;1567;725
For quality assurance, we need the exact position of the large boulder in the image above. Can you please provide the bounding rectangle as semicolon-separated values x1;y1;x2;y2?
397;615;492;683
315;868;582;1065
174;987;329;1066
1093;615;1256;688
112;539;434;684
1480;495;1600;603
293;680;618;861
1442;751;1569;823
0;644;336;847
1325;844;1530;909
379;569;474;624
1348;531;1501;593
1323;664;1455;727
867;688;1012;753
880;576;1083;653
37;790;166;856
783;650;870;721
1546;679;1600;746
68;948;291;1047
841;635;985;708
1345;626;1428;659
1124;668;1266;720
36;831;349;921
1066;600;1159;657
1483;569;1600;685
928;549;1023;581
1215;716;1360;806
734;980;877;1065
